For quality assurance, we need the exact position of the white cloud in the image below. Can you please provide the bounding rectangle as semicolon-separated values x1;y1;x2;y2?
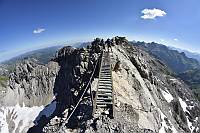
160;39;165;42
141;8;167;19
174;38;179;41
33;28;46;34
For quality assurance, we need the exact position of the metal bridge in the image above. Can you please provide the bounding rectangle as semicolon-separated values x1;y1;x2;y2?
93;51;114;118
58;50;114;132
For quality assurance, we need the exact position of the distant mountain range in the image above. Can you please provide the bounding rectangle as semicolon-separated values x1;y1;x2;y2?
169;46;200;63
2;45;62;65
132;41;200;73
0;42;90;65
0;46;62;74
0;42;90;74
132;41;200;100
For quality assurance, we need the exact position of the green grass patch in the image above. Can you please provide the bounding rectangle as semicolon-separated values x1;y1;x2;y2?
0;76;9;81
0;76;8;88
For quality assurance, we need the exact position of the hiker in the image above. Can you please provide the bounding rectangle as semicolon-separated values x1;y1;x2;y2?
108;43;112;52
106;39;112;52
101;39;105;50
102;43;105;51
111;38;115;46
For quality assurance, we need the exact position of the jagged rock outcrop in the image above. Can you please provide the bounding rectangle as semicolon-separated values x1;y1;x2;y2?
28;43;104;132
52;46;99;106
0;65;9;76
1;59;59;107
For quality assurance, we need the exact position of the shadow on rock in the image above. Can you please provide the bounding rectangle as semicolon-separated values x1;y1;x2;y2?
27;100;58;133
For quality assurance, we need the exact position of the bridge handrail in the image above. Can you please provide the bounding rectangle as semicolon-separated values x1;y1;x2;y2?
57;53;100;132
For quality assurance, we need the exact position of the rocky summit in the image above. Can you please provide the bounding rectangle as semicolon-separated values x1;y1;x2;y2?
0;37;200;133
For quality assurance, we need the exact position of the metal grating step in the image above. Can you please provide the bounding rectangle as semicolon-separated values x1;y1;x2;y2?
98;89;112;93
97;97;112;101
97;93;112;97
98;87;112;90
97;104;107;108
99;79;111;81
96;99;112;103
98;87;112;91
98;84;112;87
100;72;110;74
99;81;111;83
101;69;110;71
98;83;112;86
101;69;110;72
96;101;113;105
98;90;112;93
101;68;110;70
99;80;112;82
99;80;112;84
100;76;111;78
100;74;111;77
97;93;112;96
100;74;111;76
99;77;111;79
102;65;110;68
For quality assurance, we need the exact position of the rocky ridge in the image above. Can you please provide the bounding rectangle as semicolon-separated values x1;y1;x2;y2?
0;37;199;133
42;37;200;133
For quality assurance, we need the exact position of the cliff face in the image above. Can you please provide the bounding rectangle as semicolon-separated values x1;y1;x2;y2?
110;43;200;133
133;41;200;102
2;59;59;107
0;37;200;133
0;59;60;133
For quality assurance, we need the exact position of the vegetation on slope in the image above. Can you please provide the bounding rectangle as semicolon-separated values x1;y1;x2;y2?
0;76;9;88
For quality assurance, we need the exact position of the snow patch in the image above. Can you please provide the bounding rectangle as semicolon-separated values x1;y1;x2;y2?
179;97;187;112
178;97;195;133
187;118;195;133
169;78;177;81
169;109;172;116
161;89;173;103
0;104;44;133
188;105;194;109
195;117;198;122
196;127;199;132
158;109;177;133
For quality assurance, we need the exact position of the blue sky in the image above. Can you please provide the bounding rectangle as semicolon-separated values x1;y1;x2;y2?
0;0;200;62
